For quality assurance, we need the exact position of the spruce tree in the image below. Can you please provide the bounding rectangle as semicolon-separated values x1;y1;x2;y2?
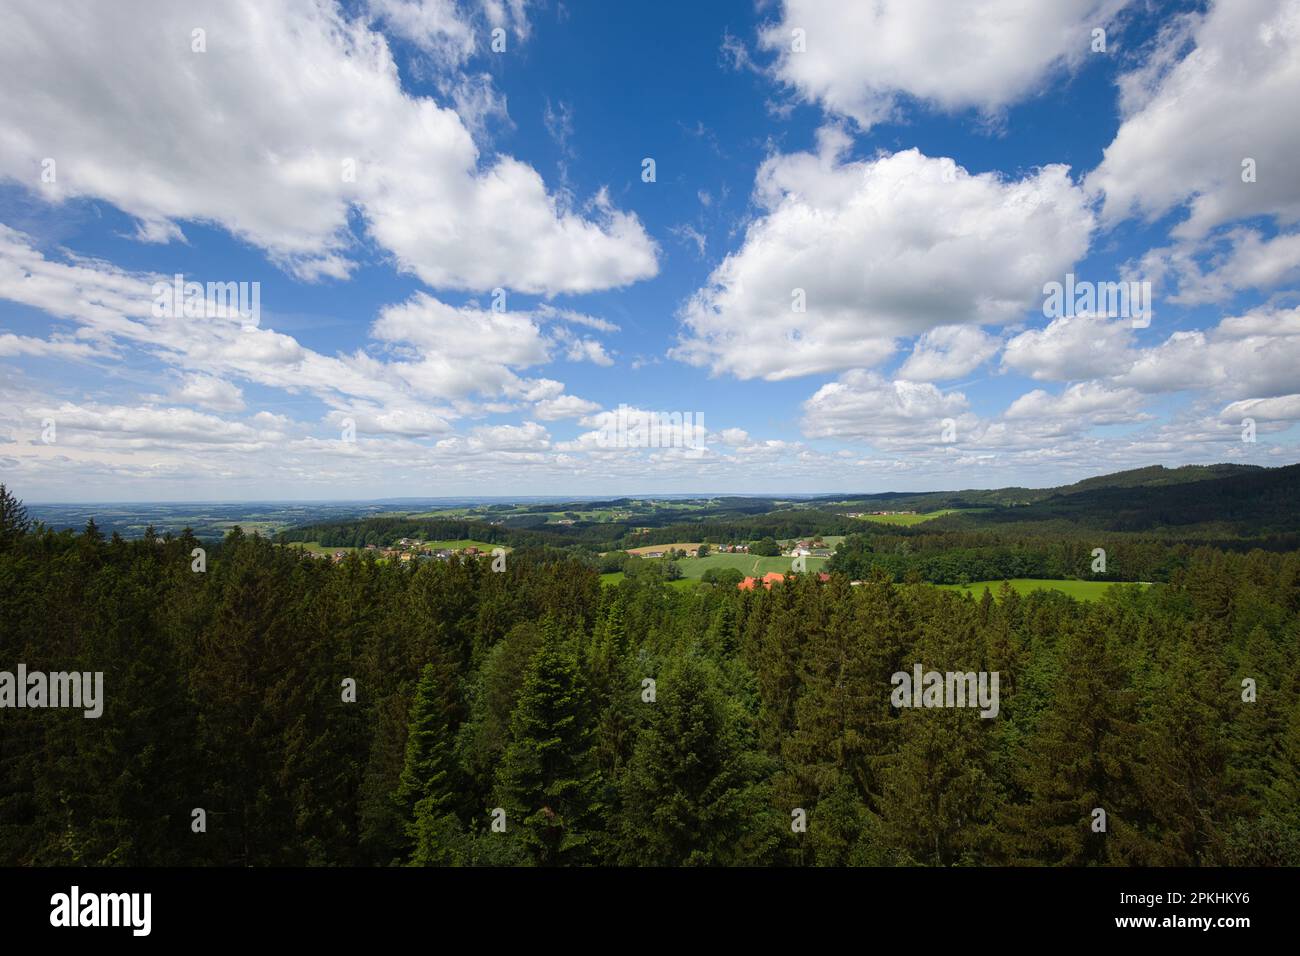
395;663;461;864
493;624;602;865
617;655;774;866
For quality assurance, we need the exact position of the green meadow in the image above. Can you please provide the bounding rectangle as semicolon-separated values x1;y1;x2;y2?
678;553;828;579
855;508;982;526
937;578;1151;601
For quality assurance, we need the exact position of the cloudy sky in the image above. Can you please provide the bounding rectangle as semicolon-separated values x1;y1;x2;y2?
1;0;1298;501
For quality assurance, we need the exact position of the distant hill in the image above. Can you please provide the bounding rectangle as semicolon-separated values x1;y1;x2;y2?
916;463;1299;539
818;463;1271;513
1053;463;1263;495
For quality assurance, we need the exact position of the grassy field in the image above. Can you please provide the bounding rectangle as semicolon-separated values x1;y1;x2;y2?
677;553;828;579
937;578;1151;600
626;542;703;556
853;508;975;526
420;539;502;551
600;572;697;590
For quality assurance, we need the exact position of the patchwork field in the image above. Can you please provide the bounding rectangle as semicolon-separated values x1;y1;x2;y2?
937;578;1151;600
625;542;703;556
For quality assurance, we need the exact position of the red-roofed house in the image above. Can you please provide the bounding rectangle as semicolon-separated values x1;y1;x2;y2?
738;571;789;591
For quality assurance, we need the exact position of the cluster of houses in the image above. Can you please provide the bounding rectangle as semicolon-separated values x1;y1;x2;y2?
785;539;834;558
846;510;918;518
311;538;489;564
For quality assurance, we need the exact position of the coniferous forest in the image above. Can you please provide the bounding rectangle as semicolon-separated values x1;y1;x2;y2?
2;485;1297;867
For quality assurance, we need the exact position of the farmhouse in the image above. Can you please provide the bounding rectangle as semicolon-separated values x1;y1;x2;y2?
738;571;789;591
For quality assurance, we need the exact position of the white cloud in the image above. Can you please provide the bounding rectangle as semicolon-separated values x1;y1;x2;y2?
0;333;102;362
760;0;1129;128
670;223;708;257
1140;228;1300;305
366;0;481;64
532;304;619;334
564;338;613;366
0;0;655;293
166;374;247;413
1087;0;1300;238
1222;394;1300;424
373;292;549;365
325;404;452;438
897;324;1001;381
1004;381;1144;424
674;136;1093;380
1117;306;1300;400
533;394;600;420
465;420;549;452
801;370;972;444
1002;313;1135;382
27;402;282;447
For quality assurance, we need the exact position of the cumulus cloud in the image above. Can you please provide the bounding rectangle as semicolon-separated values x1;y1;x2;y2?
1002;313;1136;382
1004;381;1144;424
165;374;247;413
0;0;656;292
1139;228;1300;305
1222;394;1300;423
533;394;601;421
1087;0;1300;238
760;0;1130;128
897;324;1001;381
673;134;1093;380
1117;306;1300;400
801;370;973;444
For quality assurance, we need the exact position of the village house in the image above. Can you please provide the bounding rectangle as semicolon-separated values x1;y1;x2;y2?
737;571;789;591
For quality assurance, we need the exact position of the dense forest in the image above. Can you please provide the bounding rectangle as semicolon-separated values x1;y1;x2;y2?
1;483;1298;866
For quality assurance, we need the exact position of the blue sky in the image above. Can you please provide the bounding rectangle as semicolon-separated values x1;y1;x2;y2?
1;0;1298;501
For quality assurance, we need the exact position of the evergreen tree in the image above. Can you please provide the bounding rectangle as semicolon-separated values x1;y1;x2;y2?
617;656;774;866
493;624;602;865
396;663;460;865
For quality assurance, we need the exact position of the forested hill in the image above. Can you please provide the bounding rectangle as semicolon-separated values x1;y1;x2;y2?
1054;463;1264;495
943;463;1300;536
814;463;1267;513
274;463;1300;553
